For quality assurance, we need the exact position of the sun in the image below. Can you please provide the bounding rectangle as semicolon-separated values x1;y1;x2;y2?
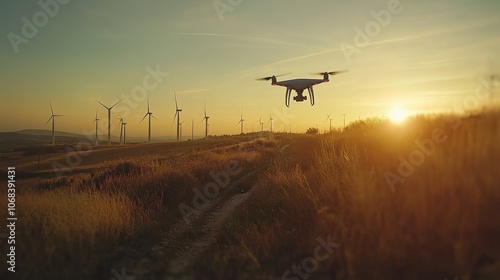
388;107;409;123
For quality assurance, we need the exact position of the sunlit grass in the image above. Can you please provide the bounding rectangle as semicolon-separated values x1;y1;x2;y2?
204;109;500;279
0;138;277;280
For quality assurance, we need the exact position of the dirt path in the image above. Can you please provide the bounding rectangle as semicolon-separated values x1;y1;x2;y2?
106;140;291;280
107;170;260;280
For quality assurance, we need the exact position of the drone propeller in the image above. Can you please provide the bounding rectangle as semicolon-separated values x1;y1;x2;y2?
256;72;291;81
313;70;348;76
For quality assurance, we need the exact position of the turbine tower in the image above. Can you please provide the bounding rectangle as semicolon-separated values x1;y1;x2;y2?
97;100;122;145
326;114;333;132
179;121;185;141
118;115;125;145
93;107;99;145
269;114;274;134
122;122;127;144
258;117;264;133
172;92;182;141
45;102;63;146
341;113;346;129
201;101;210;138
139;95;157;143
191;118;194;141
237;110;244;134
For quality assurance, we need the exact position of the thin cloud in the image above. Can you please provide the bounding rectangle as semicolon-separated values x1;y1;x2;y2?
178;32;328;50
178;32;233;37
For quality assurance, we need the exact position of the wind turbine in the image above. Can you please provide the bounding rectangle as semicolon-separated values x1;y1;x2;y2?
237;110;245;134
269;114;274;134
93;107;99;145
341;113;346;129
201;101;210;138
191;118;194;141
326;114;333;132
45;102;63;146
258;117;264;133
139;95;157;143
118;115;125;145
122;122;127;144
97;100;122;145
172;92;182;141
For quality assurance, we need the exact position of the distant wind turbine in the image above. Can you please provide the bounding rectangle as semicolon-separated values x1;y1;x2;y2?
97;100;122;145
201;101;210;138
118;115;126;145
122;122;127;144
45;102;63;146
139;94;157;143
172;92;182;141
191;118;194;141
237;110;245;134
326;114;333;132
258;117;265;133
93;107;99;145
341;113;346;129
269;114;274;134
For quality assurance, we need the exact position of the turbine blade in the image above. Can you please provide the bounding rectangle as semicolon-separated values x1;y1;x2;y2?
49;102;54;115
139;113;148;124
45;116;53;125
147;95;150;113
97;101;109;110
174;91;178;110
109;99;123;109
204;101;207;117
151;114;158;120
171;111;178;128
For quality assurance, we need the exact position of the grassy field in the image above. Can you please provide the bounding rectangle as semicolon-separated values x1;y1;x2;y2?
0;138;278;280
0;110;499;279
199;109;500;279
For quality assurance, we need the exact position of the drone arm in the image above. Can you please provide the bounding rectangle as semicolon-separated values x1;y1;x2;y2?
308;87;315;106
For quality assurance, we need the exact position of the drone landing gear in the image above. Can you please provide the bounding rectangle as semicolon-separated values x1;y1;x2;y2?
307;87;315;106
285;88;292;107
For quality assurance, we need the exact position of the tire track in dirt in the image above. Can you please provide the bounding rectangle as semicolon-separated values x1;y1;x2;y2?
106;141;290;280
123;171;260;280
109;140;290;280
165;185;256;278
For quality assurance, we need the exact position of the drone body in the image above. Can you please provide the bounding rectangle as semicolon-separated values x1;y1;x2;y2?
258;71;347;107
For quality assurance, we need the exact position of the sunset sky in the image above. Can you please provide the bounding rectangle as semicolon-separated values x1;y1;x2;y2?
1;0;499;139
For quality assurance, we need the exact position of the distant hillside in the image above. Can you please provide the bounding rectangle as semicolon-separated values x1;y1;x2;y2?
0;130;115;152
17;129;85;138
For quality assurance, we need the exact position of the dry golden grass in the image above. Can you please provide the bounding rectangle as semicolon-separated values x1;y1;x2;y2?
205;109;500;279
0;138;277;280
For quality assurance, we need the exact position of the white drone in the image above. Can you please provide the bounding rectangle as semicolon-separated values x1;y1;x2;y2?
257;71;347;107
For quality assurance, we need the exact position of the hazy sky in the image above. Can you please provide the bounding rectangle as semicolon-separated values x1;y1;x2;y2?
1;0;499;138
